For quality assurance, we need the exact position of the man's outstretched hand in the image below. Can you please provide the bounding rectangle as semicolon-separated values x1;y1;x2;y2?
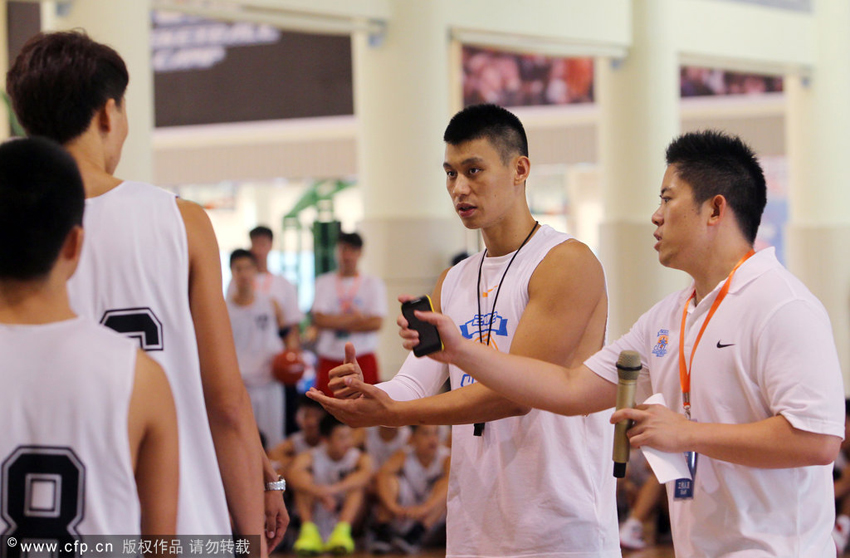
328;342;363;399
307;378;401;428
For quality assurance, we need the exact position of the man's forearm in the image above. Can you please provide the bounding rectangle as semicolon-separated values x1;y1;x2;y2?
207;398;266;538
686;415;840;468
313;313;381;332
392;383;529;426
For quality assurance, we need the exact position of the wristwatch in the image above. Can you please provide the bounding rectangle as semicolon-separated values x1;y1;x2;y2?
265;475;286;492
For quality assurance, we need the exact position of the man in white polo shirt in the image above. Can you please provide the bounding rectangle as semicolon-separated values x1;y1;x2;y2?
396;130;845;557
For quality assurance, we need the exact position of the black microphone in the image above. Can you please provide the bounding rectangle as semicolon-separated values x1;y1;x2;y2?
613;350;642;478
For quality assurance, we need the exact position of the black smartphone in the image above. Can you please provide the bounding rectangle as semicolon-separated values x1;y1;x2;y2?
401;295;443;358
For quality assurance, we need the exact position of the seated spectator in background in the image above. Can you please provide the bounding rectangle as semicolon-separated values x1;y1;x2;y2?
268;394;327;475
371;425;451;555
365;426;412;470
833;399;850;553
289;415;373;555
618;449;665;551
227;249;286;448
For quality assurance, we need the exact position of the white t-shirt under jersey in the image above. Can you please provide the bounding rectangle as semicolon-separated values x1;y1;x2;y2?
0;318;140;536
67;181;230;535
380;225;621;558
585;247;845;557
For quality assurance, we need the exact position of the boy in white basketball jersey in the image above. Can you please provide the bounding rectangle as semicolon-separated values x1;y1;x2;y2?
7;31;287;550
288;416;373;555
0;137;178;541
227;249;286;448
310;105;620;557
371;425;450;555
409;131;845;557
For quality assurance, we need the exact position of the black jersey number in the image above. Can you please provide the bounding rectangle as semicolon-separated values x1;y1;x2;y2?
100;307;164;351
1;446;85;558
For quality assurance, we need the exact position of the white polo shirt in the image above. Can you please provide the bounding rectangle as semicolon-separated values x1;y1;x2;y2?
585;247;845;557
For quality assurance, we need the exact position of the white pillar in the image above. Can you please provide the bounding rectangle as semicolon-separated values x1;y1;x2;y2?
597;0;686;339
45;0;154;184
352;0;465;376
0;0;9;141
785;0;850;386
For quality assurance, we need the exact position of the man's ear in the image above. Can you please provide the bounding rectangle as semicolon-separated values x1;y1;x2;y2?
707;194;727;224
96;98;119;134
514;155;531;185
60;225;85;279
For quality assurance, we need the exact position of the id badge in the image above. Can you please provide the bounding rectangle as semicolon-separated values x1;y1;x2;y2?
674;446;699;500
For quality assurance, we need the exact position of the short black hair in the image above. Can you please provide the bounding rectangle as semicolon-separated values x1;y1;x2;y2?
337;231;363;249
249;226;273;241
229;248;257;268
666;130;766;244
443;104;528;164
297;393;326;412
0;137;85;280
7;31;129;145
319;414;346;438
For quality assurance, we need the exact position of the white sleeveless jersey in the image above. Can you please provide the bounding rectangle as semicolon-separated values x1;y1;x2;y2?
440;225;620;558
0;318;140;536
288;431;315;455
398;445;450;504
310;446;361;487
227;294;284;387
365;426;411;468
67;182;230;535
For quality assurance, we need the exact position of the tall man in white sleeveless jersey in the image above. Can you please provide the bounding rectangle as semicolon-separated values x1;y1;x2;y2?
6;31;287;550
405;131;845;557
309;104;621;557
0;137;178;541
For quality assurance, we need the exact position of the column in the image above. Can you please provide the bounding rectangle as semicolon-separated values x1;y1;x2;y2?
352;0;465;376
785;0;850;385
45;0;154;184
596;0;686;339
0;0;8;140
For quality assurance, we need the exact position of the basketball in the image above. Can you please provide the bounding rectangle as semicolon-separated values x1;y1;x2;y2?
272;349;305;386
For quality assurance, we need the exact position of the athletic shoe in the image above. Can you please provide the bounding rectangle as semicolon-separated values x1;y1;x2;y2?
619;517;647;550
369;523;395;555
392;521;426;555
325;521;355;555
293;521;323;556
834;514;850;554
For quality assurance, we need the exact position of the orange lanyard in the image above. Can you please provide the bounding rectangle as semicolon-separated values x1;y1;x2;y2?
256;272;272;295
678;250;754;418
335;274;361;313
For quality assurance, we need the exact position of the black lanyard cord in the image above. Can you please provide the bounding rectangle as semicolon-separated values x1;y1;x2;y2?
473;220;539;436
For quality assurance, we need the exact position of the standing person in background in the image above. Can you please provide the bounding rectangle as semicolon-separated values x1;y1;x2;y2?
312;232;387;396
228;226;303;436
228;249;287;449
0;137;178;541
7;30;287;549
228;226;303;351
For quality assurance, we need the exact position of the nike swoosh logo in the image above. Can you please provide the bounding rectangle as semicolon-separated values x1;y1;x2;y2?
716;341;735;348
